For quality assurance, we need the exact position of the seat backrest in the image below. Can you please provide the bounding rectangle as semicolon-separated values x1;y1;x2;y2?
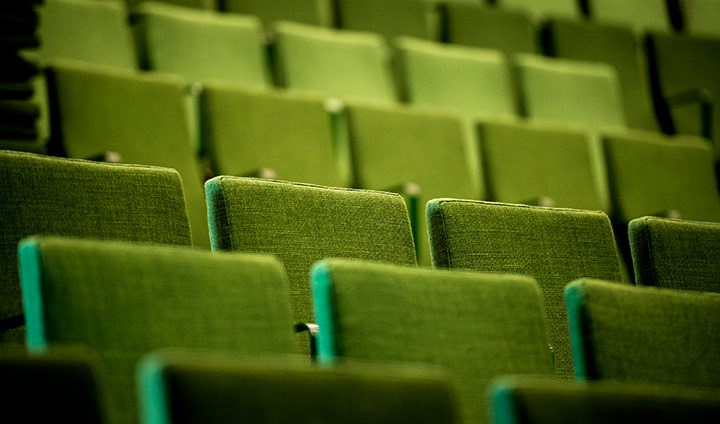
0;151;192;344
629;216;720;293
45;60;210;248
205;177;417;352
19;236;297;424
312;259;555;424
123;0;217;12
220;0;334;28
38;0;137;69
427;199;624;380
496;0;582;21
587;0;671;33
565;278;720;387
272;21;397;103
200;83;348;187
335;0;439;42
138;350;460;424
684;0;720;38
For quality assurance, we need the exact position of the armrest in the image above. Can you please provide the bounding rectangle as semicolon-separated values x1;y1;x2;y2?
384;182;422;257
523;196;556;208
666;88;714;141
85;151;122;163
294;322;319;359
241;167;277;179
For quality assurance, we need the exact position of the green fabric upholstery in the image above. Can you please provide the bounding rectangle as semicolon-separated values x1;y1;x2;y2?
478;119;607;212
205;177;417;353
19;236;297;424
685;0;720;38
38;0;137;69
427;199;624;380
139;350;460;424
0;150;192;344
0;346;104;423
312;259;555;424
587;0;671;33
489;375;720;424
629;216;720;293
135;2;271;86
200;83;348;187
221;0;333;28
496;0;581;21
565;278;720;387
345;102;482;265
124;0;216;12
45;60;210;248
542;18;659;132
335;0;439;42
272;21;397;103
396;37;517;119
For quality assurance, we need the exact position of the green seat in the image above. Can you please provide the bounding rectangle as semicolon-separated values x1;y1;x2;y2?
45;60;210;248
345;102;482;265
490;375;720;424
139;350;460;424
272;21;397;103
629;216;720;293
221;0;333;28
565;278;720;387
496;0;582;21
204;177;417;353
335;0;440;42
684;0;720;38
200;83;349;187
427;199;624;380
312;259;555;424
20;236;297;424
587;0;672;33
0;150;192;344
123;0;216;12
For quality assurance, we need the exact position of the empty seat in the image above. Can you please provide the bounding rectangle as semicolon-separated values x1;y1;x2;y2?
587;0;672;33
220;0;333;28
335;0;440;42
312;259;555;424
124;0;216;12
496;0;582;21
427;199;624;380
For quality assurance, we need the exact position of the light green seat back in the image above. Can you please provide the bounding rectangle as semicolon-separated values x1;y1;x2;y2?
123;0;216;12
335;0;439;42
0;151;192;344
272;21;397;103
200;84;347;187
396;37;517;119
629;216;720;293
19;236;297;424
45;61;210;248
685;0;720;38
478;120;607;212
221;0;334;28
139;350;460;424
205;177;418;352
38;0;137;69
588;0;671;33
565;278;720;387
312;259;555;424
496;0;581;21
135;2;271;86
490;375;720;424
427;199;624;380
346;102;482;265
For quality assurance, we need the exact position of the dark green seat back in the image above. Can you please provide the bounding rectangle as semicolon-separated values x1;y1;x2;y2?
335;0;439;42
221;0;334;28
496;0;582;21
587;0;671;33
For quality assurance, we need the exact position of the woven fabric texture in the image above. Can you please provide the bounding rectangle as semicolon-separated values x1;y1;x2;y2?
0;150;191;344
566;279;720;387
630;216;720;292
312;259;554;424
427;199;623;380
19;236;297;424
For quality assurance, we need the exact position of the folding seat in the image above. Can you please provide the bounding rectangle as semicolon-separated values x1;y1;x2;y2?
565;278;720;388
345;102;482;265
200;83;349;187
205;177;418;354
495;0;582;21
220;0;334;28
684;0;720;38
139;350;460;424
586;0;672;33
272;21;397;103
311;259;555;424
334;0;440;42
489;375;720;424
427;199;625;380
0;150;192;344
45;60;211;248
19;236;298;424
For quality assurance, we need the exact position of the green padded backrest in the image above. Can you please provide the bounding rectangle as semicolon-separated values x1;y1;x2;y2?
200;83;347;187
335;0;439;42
38;0;137;69
45;60;210;248
135;2;271;86
629;216;720;293
478;119;607;212
221;0;333;27
205;177;417;351
19;236;297;424
427;199;624;380
139;350;460;424
345;102;482;265
124;0;217;12
0;150;192;344
565;278;720;387
396;37;517;119
543;18;659;132
603;131;720;224
272;21;397;103
496;0;581;21
588;0;671;33
312;259;555;424
685;0;720;38
490;375;720;424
